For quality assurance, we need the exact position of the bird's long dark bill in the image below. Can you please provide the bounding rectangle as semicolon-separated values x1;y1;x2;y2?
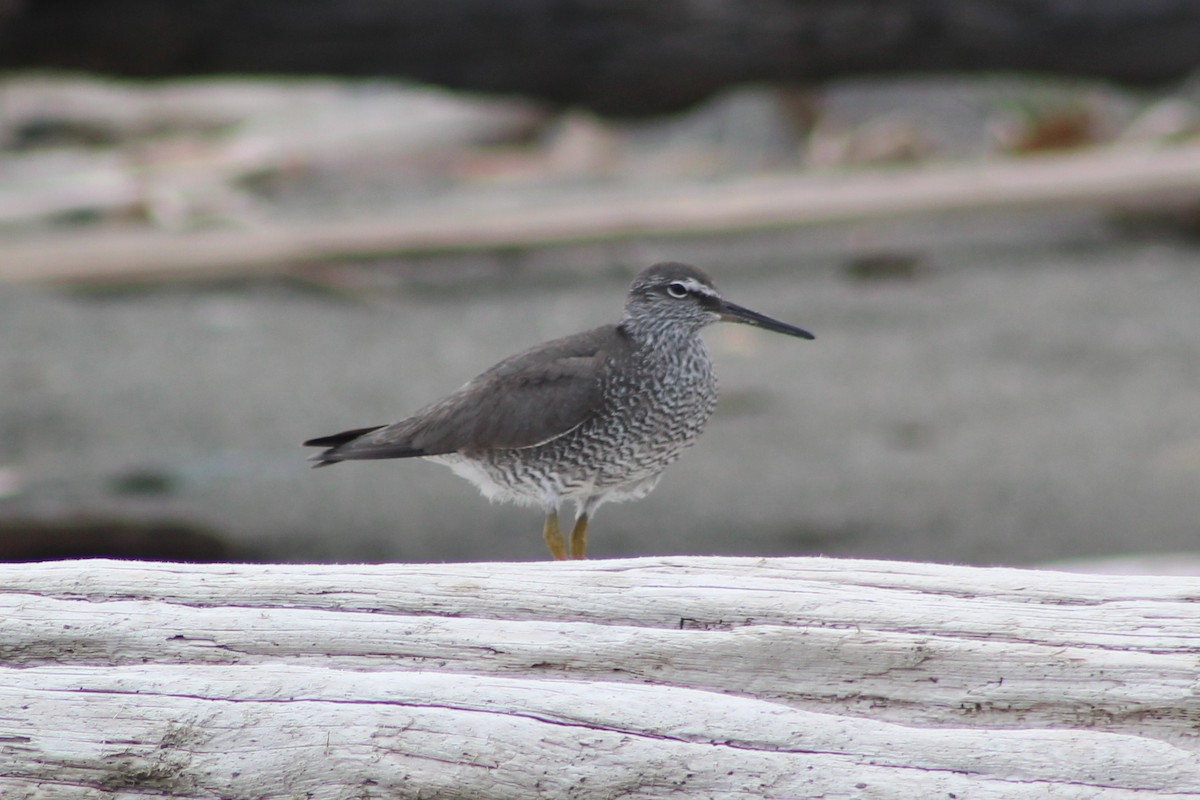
718;300;815;340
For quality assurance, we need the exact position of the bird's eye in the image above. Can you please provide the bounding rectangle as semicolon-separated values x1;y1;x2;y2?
666;282;688;299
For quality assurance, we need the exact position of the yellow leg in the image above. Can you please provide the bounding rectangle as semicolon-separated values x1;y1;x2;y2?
543;512;568;561
569;514;589;560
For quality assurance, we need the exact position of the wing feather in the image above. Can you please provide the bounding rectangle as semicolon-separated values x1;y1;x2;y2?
305;325;628;464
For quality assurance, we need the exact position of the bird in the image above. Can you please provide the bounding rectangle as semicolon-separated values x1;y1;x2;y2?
305;262;813;560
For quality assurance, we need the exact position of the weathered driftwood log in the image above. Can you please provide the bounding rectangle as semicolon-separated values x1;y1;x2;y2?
6;141;1200;286
1;557;1198;798
3;1;1200;115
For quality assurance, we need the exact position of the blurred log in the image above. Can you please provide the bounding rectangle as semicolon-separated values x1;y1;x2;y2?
0;77;542;228
3;1;1200;115
5;142;1200;285
1;557;1199;797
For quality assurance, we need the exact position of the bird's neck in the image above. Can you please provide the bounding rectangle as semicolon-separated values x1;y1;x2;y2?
617;317;705;352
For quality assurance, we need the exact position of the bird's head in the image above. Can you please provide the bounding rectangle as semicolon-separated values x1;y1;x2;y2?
624;262;815;341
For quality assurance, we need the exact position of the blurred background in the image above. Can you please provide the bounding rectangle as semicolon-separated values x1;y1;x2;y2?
1;1;1198;568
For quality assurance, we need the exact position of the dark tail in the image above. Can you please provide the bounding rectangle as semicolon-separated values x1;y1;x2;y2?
303;425;385;467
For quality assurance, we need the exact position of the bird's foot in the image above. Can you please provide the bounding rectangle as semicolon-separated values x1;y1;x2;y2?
569;514;588;560
543;512;568;561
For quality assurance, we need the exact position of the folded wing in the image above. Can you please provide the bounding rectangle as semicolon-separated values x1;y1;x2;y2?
305;325;625;466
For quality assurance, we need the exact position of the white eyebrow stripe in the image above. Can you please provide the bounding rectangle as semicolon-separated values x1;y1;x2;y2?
683;279;717;297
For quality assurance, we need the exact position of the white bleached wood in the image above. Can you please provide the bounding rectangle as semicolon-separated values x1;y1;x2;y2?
1;556;1198;798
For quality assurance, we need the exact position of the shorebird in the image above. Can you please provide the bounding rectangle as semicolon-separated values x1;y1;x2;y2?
305;262;813;560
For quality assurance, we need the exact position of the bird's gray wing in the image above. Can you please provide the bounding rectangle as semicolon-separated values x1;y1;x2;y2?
312;326;626;462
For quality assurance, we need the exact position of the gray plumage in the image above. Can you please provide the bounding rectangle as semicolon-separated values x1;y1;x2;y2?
305;262;813;558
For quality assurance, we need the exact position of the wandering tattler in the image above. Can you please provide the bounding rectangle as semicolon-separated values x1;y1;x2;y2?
305;262;813;560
